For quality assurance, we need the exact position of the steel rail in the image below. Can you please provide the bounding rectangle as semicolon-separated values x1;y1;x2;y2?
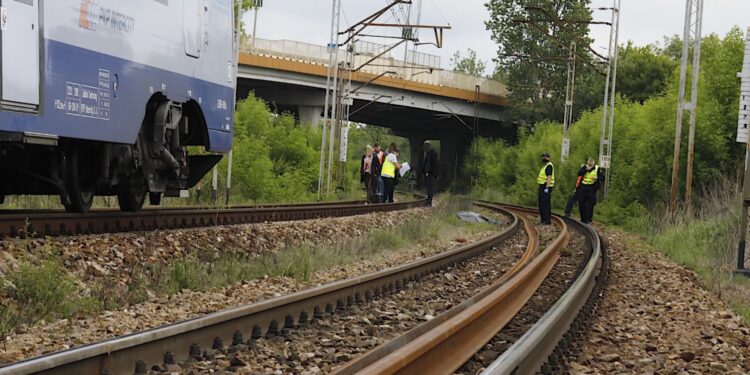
333;205;569;375
0;203;518;375
481;218;605;375
0;198;425;238
332;203;542;375
0;199;368;215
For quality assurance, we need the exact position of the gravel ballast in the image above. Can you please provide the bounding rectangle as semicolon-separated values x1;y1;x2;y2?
171;231;529;374
457;224;587;374
571;228;750;374
0;206;504;365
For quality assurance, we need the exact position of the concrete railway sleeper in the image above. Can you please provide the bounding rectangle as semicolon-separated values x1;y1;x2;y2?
0;202;519;375
0;197;425;238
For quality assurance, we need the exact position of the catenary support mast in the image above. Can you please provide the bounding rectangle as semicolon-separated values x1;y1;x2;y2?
669;0;704;214
598;0;620;199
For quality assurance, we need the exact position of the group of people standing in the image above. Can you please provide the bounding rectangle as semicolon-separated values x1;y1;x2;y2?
360;143;400;204
538;152;603;225
360;141;438;207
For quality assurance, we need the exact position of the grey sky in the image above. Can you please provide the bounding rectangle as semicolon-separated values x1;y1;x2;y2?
245;1;750;73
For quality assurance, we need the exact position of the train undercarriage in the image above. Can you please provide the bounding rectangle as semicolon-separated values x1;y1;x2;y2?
0;96;222;213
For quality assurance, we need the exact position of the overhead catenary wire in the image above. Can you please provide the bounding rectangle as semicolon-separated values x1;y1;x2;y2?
428;0;450;27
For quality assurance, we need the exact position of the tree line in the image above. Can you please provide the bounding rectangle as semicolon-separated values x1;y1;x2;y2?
464;23;746;225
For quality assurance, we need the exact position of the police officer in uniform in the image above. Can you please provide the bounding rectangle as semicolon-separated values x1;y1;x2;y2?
537;152;555;225
564;161;587;217
579;158;602;224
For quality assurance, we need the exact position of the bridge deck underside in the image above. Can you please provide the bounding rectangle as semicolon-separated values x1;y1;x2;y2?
237;78;515;140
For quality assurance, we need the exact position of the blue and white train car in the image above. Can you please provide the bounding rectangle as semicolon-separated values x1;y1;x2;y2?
0;0;235;212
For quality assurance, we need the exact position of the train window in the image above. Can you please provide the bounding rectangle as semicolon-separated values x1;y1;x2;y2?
183;0;202;58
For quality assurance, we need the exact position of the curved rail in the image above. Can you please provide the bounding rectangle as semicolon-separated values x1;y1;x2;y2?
481;218;606;375
0;203;518;375
0;197;425;237
333;205;569;375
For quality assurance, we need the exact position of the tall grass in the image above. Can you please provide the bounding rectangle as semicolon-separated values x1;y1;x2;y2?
140;197;492;294
0;257;98;342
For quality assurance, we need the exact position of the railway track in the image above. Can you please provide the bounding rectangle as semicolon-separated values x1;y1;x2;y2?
0;198;425;238
0;201;606;375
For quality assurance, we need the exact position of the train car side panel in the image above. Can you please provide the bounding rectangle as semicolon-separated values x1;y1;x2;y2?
0;0;234;151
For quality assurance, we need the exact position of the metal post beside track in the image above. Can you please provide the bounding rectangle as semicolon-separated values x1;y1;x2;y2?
735;27;750;276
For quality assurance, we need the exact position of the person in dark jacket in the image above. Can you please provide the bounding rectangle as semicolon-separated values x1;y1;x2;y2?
422;141;439;207
564;161;588;217
360;145;374;202
371;143;385;203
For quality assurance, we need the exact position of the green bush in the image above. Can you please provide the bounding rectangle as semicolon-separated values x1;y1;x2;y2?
3;259;95;327
194;92;414;205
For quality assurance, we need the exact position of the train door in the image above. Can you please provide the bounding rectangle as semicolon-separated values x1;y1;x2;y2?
184;0;202;58
0;0;40;108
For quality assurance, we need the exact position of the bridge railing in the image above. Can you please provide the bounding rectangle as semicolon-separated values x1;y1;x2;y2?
240;37;507;97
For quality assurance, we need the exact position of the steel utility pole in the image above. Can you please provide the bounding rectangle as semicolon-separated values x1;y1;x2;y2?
317;0;449;196
598;0;621;199
669;0;704;214
318;0;342;197
735;26;750;276
226;0;253;206
561;41;576;161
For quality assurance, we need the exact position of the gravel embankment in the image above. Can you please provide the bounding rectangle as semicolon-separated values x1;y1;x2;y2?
170;230;529;374
571;228;750;374
0;208;428;285
457;225;587;374
0;208;505;365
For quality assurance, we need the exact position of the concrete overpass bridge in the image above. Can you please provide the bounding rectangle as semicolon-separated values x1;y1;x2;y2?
236;37;512;187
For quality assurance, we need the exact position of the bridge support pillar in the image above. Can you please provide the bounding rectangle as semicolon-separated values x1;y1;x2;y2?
408;136;426;183
298;105;324;125
397;130;471;191
438;130;472;191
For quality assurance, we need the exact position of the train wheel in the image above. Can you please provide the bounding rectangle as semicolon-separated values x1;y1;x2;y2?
117;174;147;212
62;148;95;213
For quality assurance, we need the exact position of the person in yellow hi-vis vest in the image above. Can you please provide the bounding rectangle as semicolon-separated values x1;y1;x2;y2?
579;158;603;224
381;148;402;203
537;152;555;225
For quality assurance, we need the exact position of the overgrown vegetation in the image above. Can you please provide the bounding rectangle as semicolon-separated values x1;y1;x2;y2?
468;27;750;321
0;257;97;342
192;92;414;206
467;28;745;220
